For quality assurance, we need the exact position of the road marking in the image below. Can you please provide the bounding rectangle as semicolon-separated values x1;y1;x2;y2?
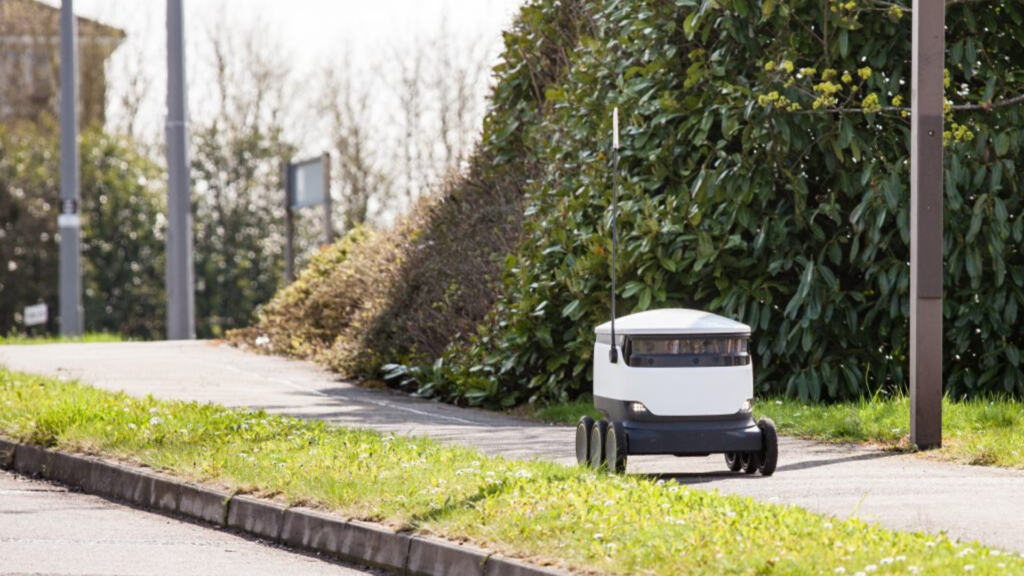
194;360;478;425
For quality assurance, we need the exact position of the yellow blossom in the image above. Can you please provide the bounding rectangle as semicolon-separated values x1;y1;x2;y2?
781;60;795;74
765;62;776;71
892;95;903;107
842;73;853;84
861;93;881;114
814;81;841;95
858;67;872;81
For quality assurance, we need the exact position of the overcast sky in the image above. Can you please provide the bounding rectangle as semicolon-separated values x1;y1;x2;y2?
48;0;525;140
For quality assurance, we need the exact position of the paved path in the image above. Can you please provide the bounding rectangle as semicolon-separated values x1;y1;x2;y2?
3;341;1024;555
0;469;389;576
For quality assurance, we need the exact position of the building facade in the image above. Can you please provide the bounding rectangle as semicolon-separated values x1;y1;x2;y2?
0;0;124;127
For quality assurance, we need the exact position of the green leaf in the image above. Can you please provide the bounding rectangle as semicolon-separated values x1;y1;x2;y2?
637;287;652;311
995;133;1011;156
561;299;582;319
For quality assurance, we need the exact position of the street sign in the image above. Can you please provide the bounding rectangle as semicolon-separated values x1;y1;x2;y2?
284;153;333;283
24;304;48;327
289;158;326;209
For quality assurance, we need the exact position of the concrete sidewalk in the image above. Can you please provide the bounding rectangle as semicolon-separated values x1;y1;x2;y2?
0;469;389;576
3;341;1024;554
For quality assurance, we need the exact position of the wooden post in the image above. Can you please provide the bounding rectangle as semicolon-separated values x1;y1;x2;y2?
909;0;945;449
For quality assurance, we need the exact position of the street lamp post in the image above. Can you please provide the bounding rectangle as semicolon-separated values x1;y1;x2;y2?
58;0;83;337
909;0;945;449
165;0;196;340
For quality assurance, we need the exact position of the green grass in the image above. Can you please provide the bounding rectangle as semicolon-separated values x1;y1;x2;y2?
529;397;601;424
531;395;1024;470
0;333;125;345
758;395;1024;468
2;369;1023;575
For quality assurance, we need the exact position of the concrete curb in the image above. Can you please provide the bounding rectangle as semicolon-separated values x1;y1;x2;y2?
0;438;570;576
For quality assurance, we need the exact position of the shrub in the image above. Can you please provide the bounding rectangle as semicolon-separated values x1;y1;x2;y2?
441;0;1024;406
229;0;587;376
248;0;1024;408
234;159;527;379
0;124;166;339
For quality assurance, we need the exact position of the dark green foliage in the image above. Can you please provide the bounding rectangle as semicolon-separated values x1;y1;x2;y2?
0;124;165;338
190;123;296;338
81;133;166;338
247;0;1024;406
437;0;1024;406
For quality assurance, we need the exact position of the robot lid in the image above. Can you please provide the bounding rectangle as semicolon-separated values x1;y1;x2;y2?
594;308;750;336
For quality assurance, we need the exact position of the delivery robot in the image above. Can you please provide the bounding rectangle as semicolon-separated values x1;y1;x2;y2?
576;109;778;475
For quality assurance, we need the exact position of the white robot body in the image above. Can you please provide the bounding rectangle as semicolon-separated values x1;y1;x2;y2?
593;309;753;418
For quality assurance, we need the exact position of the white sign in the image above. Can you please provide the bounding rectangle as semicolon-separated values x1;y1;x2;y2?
58;214;81;228
24;304;48;327
290;158;325;208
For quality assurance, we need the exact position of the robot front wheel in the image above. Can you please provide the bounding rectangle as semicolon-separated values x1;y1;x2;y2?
577;415;778;477
575;416;627;473
724;417;778;477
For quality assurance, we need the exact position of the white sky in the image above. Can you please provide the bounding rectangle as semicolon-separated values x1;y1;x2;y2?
49;0;526;140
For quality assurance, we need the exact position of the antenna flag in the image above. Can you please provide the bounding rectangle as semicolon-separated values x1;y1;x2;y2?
613;107;620;150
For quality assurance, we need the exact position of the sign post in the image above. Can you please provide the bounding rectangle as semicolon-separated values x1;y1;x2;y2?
284;154;333;283
909;0;945;449
283;161;295;283
59;0;83;337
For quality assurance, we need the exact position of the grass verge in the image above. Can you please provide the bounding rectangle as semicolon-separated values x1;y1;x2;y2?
1;368;1022;576
757;395;1024;468
531;395;1024;470
0;333;125;345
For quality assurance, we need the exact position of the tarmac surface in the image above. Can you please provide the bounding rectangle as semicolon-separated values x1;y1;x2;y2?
0;469;389;576
3;340;1024;555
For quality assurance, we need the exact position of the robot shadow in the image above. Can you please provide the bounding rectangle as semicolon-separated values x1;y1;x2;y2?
641;450;898;485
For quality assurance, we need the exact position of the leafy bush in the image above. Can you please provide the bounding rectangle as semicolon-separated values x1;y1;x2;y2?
0;124;166;338
248;0;1024;408
234;160;526;378
438;0;1024;406
230;0;587;375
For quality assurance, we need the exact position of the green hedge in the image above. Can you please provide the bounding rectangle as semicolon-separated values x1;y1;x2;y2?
432;0;1024;405
0;124;165;338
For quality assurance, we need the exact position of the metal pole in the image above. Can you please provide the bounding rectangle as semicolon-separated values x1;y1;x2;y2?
910;0;944;449
165;0;195;340
322;152;334;245
58;0;83;337
284;162;295;284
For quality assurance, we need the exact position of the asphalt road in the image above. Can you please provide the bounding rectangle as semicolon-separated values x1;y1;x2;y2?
3;341;1024;555
0;469;389;576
